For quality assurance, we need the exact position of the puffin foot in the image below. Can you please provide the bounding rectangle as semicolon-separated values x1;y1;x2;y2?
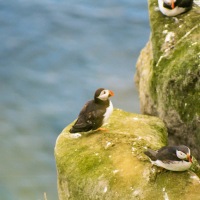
96;127;108;131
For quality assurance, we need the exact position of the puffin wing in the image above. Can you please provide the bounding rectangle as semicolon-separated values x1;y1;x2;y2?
144;149;158;161
156;146;179;162
70;101;105;133
177;0;193;8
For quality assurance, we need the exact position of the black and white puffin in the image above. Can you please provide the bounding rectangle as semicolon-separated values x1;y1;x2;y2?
144;145;193;171
158;0;193;16
69;88;114;134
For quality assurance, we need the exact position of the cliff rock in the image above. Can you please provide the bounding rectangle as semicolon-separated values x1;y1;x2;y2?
135;0;200;159
55;109;200;200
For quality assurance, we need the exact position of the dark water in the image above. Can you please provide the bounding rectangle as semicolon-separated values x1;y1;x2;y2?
0;0;150;199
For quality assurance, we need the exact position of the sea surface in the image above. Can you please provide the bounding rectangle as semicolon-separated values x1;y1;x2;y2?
0;0;150;199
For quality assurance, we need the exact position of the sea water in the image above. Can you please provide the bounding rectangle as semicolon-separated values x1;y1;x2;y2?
0;0;149;199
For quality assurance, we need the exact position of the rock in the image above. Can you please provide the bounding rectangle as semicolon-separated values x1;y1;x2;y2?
135;0;200;160
55;109;200;200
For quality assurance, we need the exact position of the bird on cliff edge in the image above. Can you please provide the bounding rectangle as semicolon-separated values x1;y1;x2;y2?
69;88;114;136
144;145;193;171
158;0;193;16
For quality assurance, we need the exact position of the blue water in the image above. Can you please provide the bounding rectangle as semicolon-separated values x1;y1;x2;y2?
0;0;150;199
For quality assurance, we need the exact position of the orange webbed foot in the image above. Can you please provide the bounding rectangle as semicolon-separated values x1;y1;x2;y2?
96;127;108;132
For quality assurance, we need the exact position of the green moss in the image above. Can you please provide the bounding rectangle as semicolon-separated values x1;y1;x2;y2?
148;0;200;63
147;0;200;123
55;109;169;199
55;109;200;199
146;172;190;200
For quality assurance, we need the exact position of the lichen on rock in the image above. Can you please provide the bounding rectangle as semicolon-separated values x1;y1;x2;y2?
55;109;200;200
135;0;200;160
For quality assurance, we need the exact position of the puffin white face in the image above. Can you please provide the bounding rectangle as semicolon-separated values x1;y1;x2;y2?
97;89;114;101
176;150;187;160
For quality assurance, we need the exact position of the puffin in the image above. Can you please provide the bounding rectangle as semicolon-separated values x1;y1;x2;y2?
144;145;193;171
158;0;193;16
69;88;114;134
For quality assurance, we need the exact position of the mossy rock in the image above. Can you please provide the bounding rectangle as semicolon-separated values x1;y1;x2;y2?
55;109;200;200
135;0;200;159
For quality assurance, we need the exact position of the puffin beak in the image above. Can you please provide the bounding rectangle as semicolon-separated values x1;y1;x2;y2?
171;0;175;9
187;154;193;163
109;90;114;97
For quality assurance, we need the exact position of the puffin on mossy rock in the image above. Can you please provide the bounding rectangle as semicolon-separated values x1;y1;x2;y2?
158;0;193;16
69;88;114;135
144;145;193;171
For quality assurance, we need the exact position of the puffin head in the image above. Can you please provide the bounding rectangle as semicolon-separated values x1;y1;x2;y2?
176;145;193;163
94;88;114;101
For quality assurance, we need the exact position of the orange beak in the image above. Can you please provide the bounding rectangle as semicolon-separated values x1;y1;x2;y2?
187;154;193;163
171;0;175;9
109;90;114;97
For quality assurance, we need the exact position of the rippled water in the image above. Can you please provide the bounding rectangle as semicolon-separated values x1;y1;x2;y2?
0;0;150;199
